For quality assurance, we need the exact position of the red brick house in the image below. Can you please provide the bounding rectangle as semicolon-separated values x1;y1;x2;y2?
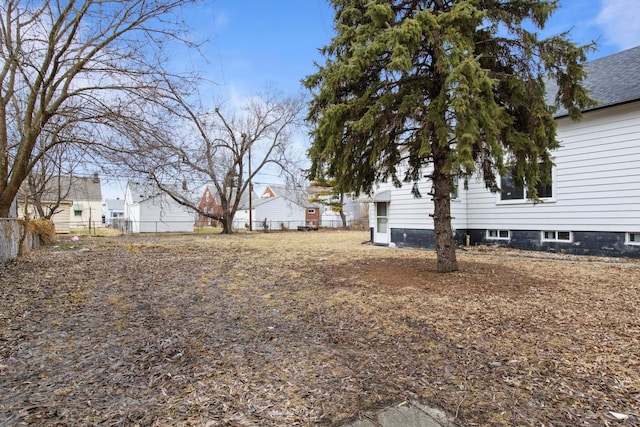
196;186;222;227
305;205;320;228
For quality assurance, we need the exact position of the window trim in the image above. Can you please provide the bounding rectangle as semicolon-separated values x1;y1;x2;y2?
541;230;573;243
497;161;556;205
376;202;388;234
625;232;640;246
486;229;510;240
450;176;459;201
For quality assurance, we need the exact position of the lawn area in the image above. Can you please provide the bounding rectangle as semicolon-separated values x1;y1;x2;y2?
1;230;638;425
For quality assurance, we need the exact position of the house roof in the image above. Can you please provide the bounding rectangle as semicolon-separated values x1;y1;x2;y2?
104;198;124;211
127;181;161;203
262;184;311;207
237;189;261;210
203;185;218;203
19;174;102;203
126;181;193;204
202;185;260;210
550;45;640;117
69;175;103;202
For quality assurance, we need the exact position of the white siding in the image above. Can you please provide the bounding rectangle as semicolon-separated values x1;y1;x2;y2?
368;174;469;243
69;200;103;229
129;204;142;233
322;210;350;228
124;185;194;233
255;197;306;229
136;196;194;233
466;102;640;232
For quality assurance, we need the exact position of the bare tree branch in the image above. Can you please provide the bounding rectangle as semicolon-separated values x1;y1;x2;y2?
112;87;307;233
0;0;198;217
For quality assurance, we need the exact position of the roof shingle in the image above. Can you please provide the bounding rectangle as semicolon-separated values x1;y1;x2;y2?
549;46;640;117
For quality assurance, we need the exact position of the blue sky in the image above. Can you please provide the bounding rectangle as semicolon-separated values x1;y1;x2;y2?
190;0;640;99
103;0;640;199
182;0;334;102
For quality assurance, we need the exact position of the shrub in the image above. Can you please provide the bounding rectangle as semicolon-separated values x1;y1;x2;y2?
29;219;56;245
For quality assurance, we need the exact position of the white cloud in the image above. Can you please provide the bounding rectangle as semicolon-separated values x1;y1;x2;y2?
596;0;640;49
214;10;229;30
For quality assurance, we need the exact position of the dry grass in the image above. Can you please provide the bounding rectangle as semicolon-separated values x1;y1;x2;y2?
67;227;124;237
28;219;56;245
1;230;638;426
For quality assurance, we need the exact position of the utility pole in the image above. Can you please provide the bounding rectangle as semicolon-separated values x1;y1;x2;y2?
243;133;252;231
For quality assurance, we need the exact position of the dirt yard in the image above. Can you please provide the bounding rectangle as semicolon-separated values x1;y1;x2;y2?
1;230;638;426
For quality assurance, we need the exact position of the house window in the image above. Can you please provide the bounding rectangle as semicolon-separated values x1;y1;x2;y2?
376;202;388;233
451;176;459;200
541;231;572;242
626;232;640;245
74;210;82;217
500;165;553;201
307;209;316;214
487;229;510;240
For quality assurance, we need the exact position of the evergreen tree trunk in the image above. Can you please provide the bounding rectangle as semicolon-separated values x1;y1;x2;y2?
432;147;458;273
339;193;347;228
339;209;347;229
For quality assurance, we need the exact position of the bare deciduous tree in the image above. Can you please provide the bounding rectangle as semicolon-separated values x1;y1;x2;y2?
0;0;197;217
119;87;307;234
23;143;88;220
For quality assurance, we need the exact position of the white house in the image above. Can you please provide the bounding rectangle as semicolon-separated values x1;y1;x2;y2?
254;195;307;230
369;46;640;258
236;185;308;230
124;181;195;233
230;188;260;229
17;173;103;233
103;198;124;227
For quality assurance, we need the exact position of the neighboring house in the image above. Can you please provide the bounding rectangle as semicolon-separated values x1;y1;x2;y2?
306;204;321;228
369;46;640;258
253;194;308;230
254;196;307;230
306;186;366;228
103;198;124;226
257;185;316;229
196;185;223;227
17;173;103;234
232;191;260;230
123;181;195;233
261;185;278;199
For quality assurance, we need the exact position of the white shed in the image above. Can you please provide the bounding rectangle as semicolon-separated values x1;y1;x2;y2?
124;182;195;233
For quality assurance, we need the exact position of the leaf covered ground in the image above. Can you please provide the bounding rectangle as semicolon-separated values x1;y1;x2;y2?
1;230;639;426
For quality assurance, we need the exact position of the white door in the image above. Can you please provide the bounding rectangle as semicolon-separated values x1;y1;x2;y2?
374;202;389;244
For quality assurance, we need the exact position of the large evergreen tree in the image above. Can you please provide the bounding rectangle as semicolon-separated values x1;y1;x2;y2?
304;0;594;272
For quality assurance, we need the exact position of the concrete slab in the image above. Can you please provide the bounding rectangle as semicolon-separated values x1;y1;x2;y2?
341;400;457;427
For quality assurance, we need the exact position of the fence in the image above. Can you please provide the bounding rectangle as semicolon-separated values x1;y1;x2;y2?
231;219;310;231
68;220;103;234
110;219;314;233
111;219;195;234
0;219;40;266
108;218;368;234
